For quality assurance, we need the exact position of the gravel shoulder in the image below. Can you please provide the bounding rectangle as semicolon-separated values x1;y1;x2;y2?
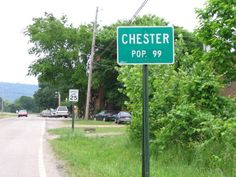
44;118;67;177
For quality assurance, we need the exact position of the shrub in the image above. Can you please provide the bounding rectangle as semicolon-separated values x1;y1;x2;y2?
117;34;236;172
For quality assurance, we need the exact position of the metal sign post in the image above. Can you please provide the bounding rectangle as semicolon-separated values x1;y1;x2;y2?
117;26;174;177
142;64;149;177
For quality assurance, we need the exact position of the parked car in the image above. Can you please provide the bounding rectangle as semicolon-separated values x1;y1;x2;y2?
107;113;118;121
55;106;69;118
40;109;53;117
50;108;56;117
115;111;131;124
18;110;28;117
95;110;114;121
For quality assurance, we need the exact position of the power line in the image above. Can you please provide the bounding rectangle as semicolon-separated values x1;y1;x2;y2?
98;0;149;59
129;0;149;23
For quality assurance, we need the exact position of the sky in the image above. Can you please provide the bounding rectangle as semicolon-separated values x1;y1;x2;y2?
0;0;205;85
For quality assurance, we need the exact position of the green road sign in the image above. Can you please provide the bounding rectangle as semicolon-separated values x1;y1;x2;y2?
117;26;174;65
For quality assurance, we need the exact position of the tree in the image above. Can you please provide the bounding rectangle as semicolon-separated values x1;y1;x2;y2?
25;13;91;113
15;96;37;112
0;97;3;112
196;0;236;81
93;15;202;110
5;103;18;113
33;83;57;111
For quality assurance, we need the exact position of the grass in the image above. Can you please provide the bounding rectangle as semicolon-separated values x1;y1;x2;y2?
0;112;17;118
67;119;116;125
49;127;233;177
52;126;126;135
93;127;126;133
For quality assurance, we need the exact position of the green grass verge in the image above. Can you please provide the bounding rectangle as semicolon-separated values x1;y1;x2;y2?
49;128;230;177
94;127;126;133
0;112;17;118
71;119;116;125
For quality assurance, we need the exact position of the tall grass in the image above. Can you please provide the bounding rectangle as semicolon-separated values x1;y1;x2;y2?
49;128;234;177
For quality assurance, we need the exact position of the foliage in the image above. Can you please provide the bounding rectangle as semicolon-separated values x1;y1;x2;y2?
0;97;3;110
117;31;236;172
33;83;57;110
118;30;205;140
192;117;236;174
3;101;17;113
196;0;236;81
25;13;91;112
93;57;125;108
94;7;236;171
93;23;127;109
26;13;127;113
15;96;37;112
93;15;201;109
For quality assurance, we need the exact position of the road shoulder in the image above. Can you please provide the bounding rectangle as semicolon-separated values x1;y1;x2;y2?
44;119;66;177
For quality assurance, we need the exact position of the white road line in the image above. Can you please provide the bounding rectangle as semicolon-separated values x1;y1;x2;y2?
39;120;47;177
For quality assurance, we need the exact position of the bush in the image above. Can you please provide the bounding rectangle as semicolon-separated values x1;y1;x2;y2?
117;34;236;172
152;104;212;150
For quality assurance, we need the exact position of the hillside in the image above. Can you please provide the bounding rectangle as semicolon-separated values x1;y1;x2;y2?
0;82;38;102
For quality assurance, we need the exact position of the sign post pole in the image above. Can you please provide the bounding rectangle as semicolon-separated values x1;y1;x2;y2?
72;103;75;130
142;64;149;177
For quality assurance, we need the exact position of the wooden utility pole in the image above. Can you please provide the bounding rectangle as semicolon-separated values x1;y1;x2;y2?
55;91;61;106
58;92;61;106
85;7;98;120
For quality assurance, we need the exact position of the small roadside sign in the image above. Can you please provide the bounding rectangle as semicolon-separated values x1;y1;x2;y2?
69;89;79;102
117;26;174;65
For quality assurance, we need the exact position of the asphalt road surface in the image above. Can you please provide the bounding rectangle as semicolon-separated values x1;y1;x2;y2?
0;116;65;177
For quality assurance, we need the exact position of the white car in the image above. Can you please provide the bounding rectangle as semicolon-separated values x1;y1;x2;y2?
55;106;69;118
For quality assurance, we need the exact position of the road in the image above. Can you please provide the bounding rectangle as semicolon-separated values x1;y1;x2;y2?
0;116;65;177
